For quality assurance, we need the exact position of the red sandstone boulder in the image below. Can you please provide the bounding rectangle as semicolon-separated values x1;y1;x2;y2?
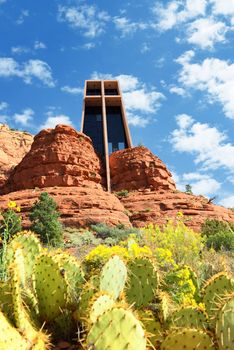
0;124;33;187
1;125;104;194
120;190;234;231
0;186;131;228
109;146;176;192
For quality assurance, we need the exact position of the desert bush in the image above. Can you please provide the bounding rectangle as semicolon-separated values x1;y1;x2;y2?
201;219;234;251
143;215;204;270
90;223;142;244
114;189;129;197
29;192;63;246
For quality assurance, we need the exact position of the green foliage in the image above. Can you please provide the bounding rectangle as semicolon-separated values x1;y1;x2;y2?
185;184;193;194
114;189;129;197
90;222;142;244
201;219;234;251
29;192;63;246
143;218;204;270
0;209;22;238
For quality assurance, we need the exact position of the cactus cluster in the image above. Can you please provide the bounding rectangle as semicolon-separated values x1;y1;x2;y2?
0;231;233;349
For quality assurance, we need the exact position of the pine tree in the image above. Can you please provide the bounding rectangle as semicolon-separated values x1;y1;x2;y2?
29;192;63;246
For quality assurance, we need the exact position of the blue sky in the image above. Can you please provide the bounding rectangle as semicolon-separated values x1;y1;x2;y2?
0;0;234;207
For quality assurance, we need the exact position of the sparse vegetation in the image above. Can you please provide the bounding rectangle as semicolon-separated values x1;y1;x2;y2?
114;189;129;197
0;198;233;349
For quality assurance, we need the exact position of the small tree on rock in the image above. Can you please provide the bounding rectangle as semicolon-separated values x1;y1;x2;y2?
29;192;63;246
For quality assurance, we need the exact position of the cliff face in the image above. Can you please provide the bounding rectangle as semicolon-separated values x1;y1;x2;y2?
109;146;176;192
0;124;233;230
119;190;234;232
0;124;130;228
0;124;33;188
1;125;104;193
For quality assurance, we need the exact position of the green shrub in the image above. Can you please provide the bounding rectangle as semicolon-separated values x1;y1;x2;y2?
90;223;142;243
29;192;63;246
143;216;204;271
201;219;234;251
114;189;129;198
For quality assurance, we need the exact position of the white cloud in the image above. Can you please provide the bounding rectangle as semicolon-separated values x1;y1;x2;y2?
40;115;73;130
61;85;83;95
169;86;187;96
210;0;234;16
219;195;234;208
0;115;8;123
152;1;233;49
152;0;207;31
176;51;234;119
114;16;147;37
187;17;228;49
0;57;55;87
58;5;110;38
34;41;46;50
141;43;150;53
127;112;150;127
16;10;29;25
172;171;221;196
0;101;8;111
13;108;34;126
90;72;164;127
83;42;95;50
171;114;234;173
11;46;30;55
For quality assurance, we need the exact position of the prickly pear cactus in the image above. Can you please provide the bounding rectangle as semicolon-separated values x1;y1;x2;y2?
161;328;215;350
34;253;69;322
87;307;146;350
9;259;48;349
126;257;158;308
6;231;42;283
138;309;164;346
168;306;208;329
202;272;234;326
52;251;85;305
89;293;115;323
74;284;96;322
100;255;127;300
0;310;29;350
216;295;234;350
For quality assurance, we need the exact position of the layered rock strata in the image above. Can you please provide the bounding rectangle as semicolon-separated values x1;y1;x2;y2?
110;146;176;192
0;187;131;228
120;190;234;232
1;125;104;194
0;124;33;187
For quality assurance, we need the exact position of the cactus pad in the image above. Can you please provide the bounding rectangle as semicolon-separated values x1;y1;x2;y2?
0;310;29;350
126;257;158;308
100;255;127;300
89;293;115;323
138;309;164;345
6;231;42;283
34;253;69;321
87;307;146;350
203;272;234;325
52;251;85;305
216;296;234;350
169;306;208;329
161;328;215;350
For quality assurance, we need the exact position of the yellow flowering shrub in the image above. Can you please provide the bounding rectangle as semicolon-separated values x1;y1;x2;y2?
143;217;204;269
163;265;199;306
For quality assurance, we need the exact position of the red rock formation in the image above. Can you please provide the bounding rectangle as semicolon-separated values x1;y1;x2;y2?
0;187;131;228
0;124;33;188
120;190;234;231
1;125;104;194
110;146;176;192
